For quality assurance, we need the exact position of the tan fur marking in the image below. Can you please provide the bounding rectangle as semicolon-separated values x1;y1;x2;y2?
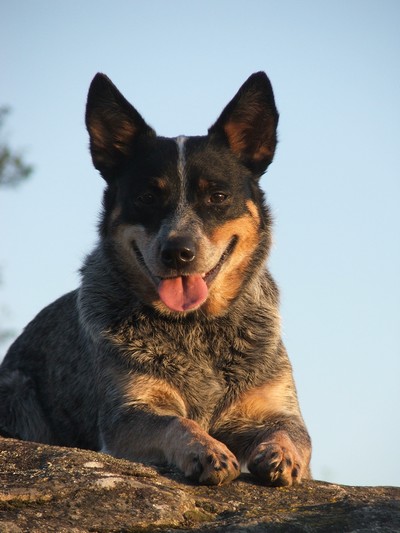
219;373;300;425
265;431;308;456
163;418;241;485
205;213;260;315
245;199;261;224
248;430;311;485
153;177;168;190
89;119;136;154
109;206;122;225
123;375;187;417
224;121;251;155
113;121;137;152
224;119;275;161
253;144;274;162
88;120;108;147
198;178;209;191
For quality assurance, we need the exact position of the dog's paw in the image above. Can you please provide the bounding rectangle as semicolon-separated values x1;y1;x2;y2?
247;440;305;486
182;439;240;485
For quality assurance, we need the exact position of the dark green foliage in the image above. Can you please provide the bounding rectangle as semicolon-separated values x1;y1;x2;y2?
0;107;33;187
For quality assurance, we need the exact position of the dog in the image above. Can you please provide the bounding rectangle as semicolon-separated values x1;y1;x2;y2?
0;72;311;486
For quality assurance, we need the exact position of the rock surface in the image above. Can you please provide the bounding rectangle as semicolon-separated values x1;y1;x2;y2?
0;438;399;532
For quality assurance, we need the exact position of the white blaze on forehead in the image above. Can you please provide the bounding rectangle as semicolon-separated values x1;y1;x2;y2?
169;136;202;239
175;135;188;214
176;135;187;182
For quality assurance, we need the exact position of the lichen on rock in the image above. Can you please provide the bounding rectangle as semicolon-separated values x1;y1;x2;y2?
0;438;399;532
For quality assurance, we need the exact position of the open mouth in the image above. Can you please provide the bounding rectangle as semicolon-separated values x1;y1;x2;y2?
202;236;238;285
132;236;238;312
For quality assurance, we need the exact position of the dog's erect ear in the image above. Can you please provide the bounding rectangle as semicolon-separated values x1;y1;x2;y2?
208;72;279;174
85;73;155;181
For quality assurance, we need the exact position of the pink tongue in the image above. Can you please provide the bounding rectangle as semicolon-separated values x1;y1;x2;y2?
158;274;208;312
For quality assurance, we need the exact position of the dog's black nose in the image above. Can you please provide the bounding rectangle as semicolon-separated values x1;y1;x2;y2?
161;238;196;269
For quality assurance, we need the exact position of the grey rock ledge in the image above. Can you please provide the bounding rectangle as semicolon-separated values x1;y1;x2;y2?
0;438;399;532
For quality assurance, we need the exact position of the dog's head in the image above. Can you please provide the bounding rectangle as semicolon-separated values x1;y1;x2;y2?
85;73;279;316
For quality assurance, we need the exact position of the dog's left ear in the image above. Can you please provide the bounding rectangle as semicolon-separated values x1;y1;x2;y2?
208;72;279;174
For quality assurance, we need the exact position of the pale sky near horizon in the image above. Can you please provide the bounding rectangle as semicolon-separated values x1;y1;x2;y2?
1;0;399;487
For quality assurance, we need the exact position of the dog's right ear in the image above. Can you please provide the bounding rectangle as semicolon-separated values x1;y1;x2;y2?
85;74;155;181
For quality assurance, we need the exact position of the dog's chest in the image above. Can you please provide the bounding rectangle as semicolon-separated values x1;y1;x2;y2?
119;316;263;426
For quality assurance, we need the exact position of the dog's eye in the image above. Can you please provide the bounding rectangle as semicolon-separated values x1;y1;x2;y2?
138;193;156;206
209;192;228;204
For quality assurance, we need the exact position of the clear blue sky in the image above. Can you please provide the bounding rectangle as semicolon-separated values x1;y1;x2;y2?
1;1;399;487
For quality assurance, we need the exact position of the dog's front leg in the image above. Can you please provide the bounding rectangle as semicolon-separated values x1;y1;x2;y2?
212;374;312;486
246;421;311;486
165;416;241;484
214;415;311;486
98;375;240;485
